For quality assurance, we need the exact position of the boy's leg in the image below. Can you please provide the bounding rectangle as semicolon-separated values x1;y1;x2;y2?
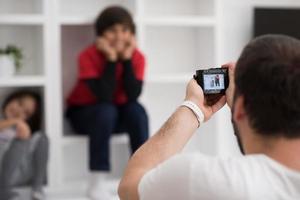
0;139;30;199
31;134;49;193
119;101;149;153
67;103;119;199
0;139;30;187
89;103;119;171
67;103;118;171
0;190;18;200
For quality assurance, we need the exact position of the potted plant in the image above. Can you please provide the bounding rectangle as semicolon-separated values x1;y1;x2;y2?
0;45;23;77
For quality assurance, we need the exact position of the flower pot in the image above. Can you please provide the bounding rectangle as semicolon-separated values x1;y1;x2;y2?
0;55;15;77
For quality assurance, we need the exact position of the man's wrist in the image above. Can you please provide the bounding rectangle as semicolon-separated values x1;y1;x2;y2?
185;97;200;107
185;97;205;113
181;100;205;127
178;106;199;129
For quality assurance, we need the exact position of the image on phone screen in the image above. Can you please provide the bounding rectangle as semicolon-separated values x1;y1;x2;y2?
203;74;225;90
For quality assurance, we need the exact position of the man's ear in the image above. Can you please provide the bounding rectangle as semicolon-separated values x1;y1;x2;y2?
233;96;246;122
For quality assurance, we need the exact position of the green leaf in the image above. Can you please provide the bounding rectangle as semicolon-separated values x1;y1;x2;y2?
1;45;23;70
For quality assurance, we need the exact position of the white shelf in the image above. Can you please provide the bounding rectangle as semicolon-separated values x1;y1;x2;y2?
0;14;45;25
62;134;129;146
59;15;96;25
0;25;44;75
60;15;216;27
46;180;119;200
146;73;192;83
0;76;45;87
143;16;216;27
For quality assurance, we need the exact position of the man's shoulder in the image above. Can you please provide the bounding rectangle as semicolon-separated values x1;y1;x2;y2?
176;153;271;176
176;153;282;198
141;153;269;186
139;153;267;200
139;153;292;200
177;152;267;164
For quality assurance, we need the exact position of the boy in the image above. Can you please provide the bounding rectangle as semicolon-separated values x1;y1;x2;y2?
66;6;149;200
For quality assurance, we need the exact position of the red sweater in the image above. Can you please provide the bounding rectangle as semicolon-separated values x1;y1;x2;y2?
67;45;146;106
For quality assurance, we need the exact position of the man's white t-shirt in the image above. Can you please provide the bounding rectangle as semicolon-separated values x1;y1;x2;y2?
138;153;300;200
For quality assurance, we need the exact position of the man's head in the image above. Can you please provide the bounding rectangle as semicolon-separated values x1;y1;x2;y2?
95;6;135;53
232;34;300;154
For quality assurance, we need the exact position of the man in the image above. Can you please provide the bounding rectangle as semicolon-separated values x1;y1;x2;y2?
118;35;300;200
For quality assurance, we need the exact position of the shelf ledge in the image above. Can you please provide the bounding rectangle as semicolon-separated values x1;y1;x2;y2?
62;134;129;146
59;15;96;25
142;16;216;27
0;14;45;25
59;15;216;27
0;76;45;87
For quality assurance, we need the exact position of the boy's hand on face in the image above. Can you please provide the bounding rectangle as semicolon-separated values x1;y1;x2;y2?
120;36;136;60
185;79;226;122
16;120;31;140
96;37;118;62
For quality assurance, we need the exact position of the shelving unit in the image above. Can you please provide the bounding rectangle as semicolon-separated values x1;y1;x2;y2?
0;0;223;198
0;0;47;163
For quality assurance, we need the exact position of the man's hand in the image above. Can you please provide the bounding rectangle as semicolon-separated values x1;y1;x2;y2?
185;79;226;121
120;36;136;60
16;120;31;140
222;62;236;109
96;37;117;61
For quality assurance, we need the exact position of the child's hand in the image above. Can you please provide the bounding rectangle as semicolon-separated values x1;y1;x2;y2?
96;37;117;61
16;120;31;140
120;36;136;60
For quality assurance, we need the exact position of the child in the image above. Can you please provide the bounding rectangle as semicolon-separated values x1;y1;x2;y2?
66;6;149;200
0;90;48;200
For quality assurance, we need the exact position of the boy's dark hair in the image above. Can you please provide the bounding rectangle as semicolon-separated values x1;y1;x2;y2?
235;34;300;138
95;6;135;36
2;90;42;133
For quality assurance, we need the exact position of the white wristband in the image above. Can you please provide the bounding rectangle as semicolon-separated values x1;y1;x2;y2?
181;100;205;127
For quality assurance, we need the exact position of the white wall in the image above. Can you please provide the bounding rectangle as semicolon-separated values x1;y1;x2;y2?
221;0;300;69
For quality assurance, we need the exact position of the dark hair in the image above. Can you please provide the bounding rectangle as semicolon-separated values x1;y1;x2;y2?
94;6;135;36
2;90;42;133
235;34;300;138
